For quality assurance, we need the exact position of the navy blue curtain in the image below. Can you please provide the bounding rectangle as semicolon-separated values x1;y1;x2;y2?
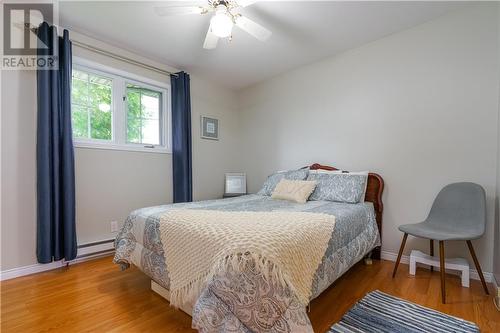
171;72;192;203
36;22;77;263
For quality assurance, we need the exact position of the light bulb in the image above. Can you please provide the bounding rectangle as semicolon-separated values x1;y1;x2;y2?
210;6;233;38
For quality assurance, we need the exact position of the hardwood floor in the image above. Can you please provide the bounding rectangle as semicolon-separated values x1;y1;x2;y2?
1;256;498;332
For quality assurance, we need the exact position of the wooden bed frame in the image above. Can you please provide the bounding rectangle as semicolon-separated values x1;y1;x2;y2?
309;163;384;259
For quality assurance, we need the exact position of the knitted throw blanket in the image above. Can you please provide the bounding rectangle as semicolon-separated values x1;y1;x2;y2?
158;209;336;308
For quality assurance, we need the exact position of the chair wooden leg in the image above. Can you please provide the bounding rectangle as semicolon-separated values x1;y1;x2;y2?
439;241;446;304
392;233;408;278
466;240;489;295
429;239;434;272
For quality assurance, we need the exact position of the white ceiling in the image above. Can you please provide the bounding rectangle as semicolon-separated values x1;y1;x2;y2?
60;1;470;90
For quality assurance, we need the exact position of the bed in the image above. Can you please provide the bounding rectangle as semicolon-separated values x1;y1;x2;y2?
114;163;384;332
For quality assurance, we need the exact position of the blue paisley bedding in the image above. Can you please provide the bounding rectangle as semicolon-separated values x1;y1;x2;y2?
114;194;380;333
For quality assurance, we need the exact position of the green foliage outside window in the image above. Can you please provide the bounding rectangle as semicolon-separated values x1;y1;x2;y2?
126;88;141;143
71;70;112;140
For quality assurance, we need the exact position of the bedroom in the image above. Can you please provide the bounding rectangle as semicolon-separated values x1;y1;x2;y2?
1;0;499;332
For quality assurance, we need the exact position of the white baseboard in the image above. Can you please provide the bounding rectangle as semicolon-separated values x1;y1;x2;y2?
0;261;66;281
381;250;493;283
0;240;115;281
493;274;500;298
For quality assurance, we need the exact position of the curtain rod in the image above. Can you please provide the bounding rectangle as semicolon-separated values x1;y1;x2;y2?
23;23;178;77
71;40;177;77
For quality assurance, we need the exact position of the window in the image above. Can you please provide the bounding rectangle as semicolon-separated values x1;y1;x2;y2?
71;70;113;141
126;84;162;145
71;60;170;153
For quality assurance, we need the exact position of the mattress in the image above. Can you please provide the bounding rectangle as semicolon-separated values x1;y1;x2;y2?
114;194;380;332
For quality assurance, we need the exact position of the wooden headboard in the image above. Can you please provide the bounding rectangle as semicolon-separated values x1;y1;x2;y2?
309;163;384;259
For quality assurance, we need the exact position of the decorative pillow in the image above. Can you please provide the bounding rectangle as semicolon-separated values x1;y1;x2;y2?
271;179;317;204
257;168;309;196
307;173;368;203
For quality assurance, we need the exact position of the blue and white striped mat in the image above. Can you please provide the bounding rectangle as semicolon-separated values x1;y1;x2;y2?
328;290;479;333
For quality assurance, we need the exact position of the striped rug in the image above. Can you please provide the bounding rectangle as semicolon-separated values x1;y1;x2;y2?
328;290;479;333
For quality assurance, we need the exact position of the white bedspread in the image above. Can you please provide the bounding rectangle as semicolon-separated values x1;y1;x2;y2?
158;209;336;307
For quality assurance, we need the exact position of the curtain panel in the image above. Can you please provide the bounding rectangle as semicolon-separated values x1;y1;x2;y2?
171;72;193;203
36;22;77;263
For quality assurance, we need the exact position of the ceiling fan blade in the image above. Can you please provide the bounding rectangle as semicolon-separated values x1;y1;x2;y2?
235;16;272;41
237;0;260;7
203;23;219;49
154;6;206;16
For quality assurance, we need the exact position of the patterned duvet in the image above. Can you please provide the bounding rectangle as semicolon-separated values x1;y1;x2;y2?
114;194;380;332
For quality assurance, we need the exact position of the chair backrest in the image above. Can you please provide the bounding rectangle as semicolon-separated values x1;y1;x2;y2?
427;182;486;236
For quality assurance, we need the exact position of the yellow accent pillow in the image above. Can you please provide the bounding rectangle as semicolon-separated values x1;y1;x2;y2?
271;179;318;204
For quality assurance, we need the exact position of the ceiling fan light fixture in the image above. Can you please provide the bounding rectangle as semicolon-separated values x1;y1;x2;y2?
210;5;233;38
155;1;270;49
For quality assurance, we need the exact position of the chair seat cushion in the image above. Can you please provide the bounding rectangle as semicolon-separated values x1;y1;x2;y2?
398;221;482;241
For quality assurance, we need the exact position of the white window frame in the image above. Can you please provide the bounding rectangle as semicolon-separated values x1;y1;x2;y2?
72;57;171;154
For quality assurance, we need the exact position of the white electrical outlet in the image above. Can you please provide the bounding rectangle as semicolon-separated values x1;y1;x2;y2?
110;221;119;233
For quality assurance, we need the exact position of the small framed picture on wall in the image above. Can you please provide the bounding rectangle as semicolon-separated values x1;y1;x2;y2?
201;116;219;140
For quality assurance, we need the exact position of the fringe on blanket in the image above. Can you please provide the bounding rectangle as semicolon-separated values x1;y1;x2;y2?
169;251;304;308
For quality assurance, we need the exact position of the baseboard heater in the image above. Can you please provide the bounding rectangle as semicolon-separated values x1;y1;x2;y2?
76;238;115;260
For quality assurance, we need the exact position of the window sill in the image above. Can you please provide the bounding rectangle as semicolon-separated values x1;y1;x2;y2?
74;141;171;154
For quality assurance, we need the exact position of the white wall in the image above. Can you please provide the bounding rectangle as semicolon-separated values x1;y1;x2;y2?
1;69;38;271
1;32;240;270
191;76;242;201
238;5;499;272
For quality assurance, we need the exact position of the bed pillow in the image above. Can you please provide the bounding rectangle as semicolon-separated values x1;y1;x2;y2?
346;171;369;202
257;168;309;196
307;172;368;203
271;179;317;204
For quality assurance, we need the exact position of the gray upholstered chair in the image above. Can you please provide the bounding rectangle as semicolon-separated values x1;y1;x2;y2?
392;182;489;304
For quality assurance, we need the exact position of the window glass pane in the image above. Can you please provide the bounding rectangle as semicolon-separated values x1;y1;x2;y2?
91;105;112;140
127;116;141;143
71;72;89;106
126;89;141;118
72;69;88;81
126;84;161;145
71;105;88;139
142;119;160;145
89;75;112;86
89;79;112;108
71;69;112;141
142;93;160;119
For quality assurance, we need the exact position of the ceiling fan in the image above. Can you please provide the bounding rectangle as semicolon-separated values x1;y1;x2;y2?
154;0;272;49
